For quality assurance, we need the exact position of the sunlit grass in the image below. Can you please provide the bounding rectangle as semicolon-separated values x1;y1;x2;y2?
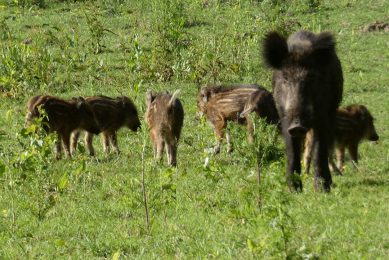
0;0;388;258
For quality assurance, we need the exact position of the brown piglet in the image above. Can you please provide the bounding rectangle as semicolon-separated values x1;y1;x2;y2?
26;95;101;159
196;84;265;153
71;95;141;156
145;90;184;166
304;104;379;174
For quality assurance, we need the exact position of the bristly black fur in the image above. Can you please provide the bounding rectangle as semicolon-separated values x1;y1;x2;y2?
311;31;336;65
263;31;288;69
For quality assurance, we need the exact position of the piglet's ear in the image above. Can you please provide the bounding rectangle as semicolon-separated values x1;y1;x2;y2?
117;96;126;107
76;96;86;109
168;89;180;107
146;91;154;106
200;88;208;103
263;31;288;69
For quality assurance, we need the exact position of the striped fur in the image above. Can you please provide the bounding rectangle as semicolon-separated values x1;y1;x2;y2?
26;95;100;159
196;84;265;153
71;95;141;156
240;89;280;143
145;90;184;166
304;104;379;174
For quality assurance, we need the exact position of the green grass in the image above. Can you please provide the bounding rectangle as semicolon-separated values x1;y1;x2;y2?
0;0;388;258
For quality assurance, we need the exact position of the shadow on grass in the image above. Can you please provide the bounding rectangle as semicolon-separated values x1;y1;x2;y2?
341;177;389;188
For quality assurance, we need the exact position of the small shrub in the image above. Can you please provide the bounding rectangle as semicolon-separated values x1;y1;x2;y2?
0;44;55;97
8;0;46;8
84;8;108;54
0;18;13;40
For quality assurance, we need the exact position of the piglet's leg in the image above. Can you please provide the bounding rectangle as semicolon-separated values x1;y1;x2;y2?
102;132;110;154
62;130;72;159
246;117;254;144
55;133;62;160
166;140;177;167
336;146;345;172
226;133;233;153
70;130;80;155
156;140;164;162
110;132;120;154
212;118;226;154
85;132;95;156
348;144;359;170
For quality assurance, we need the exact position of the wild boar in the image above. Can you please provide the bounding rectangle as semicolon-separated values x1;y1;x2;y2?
196;84;265;153
71;95;141;156
145;90;184;166
263;30;343;191
240;89;280;142
304;104;379;174
26;95;101;159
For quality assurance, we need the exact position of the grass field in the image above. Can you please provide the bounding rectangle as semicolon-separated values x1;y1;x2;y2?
0;0;388;258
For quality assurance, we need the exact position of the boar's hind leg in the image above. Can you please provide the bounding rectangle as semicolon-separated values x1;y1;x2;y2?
85;132;95;156
283;132;303;191
313;131;332;192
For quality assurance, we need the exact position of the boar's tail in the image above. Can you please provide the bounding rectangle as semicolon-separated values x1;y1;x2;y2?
168;89;181;107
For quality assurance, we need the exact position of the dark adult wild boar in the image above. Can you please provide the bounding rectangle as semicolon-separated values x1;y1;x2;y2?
26;95;100;159
145;90;184;166
304;104;379;174
71;96;141;156
263;30;343;191
196;84;264;153
240;89;280;142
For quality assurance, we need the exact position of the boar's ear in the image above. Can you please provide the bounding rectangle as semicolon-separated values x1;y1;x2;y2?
263;31;288;69
311;32;336;65
146;91;154;106
358;105;371;121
